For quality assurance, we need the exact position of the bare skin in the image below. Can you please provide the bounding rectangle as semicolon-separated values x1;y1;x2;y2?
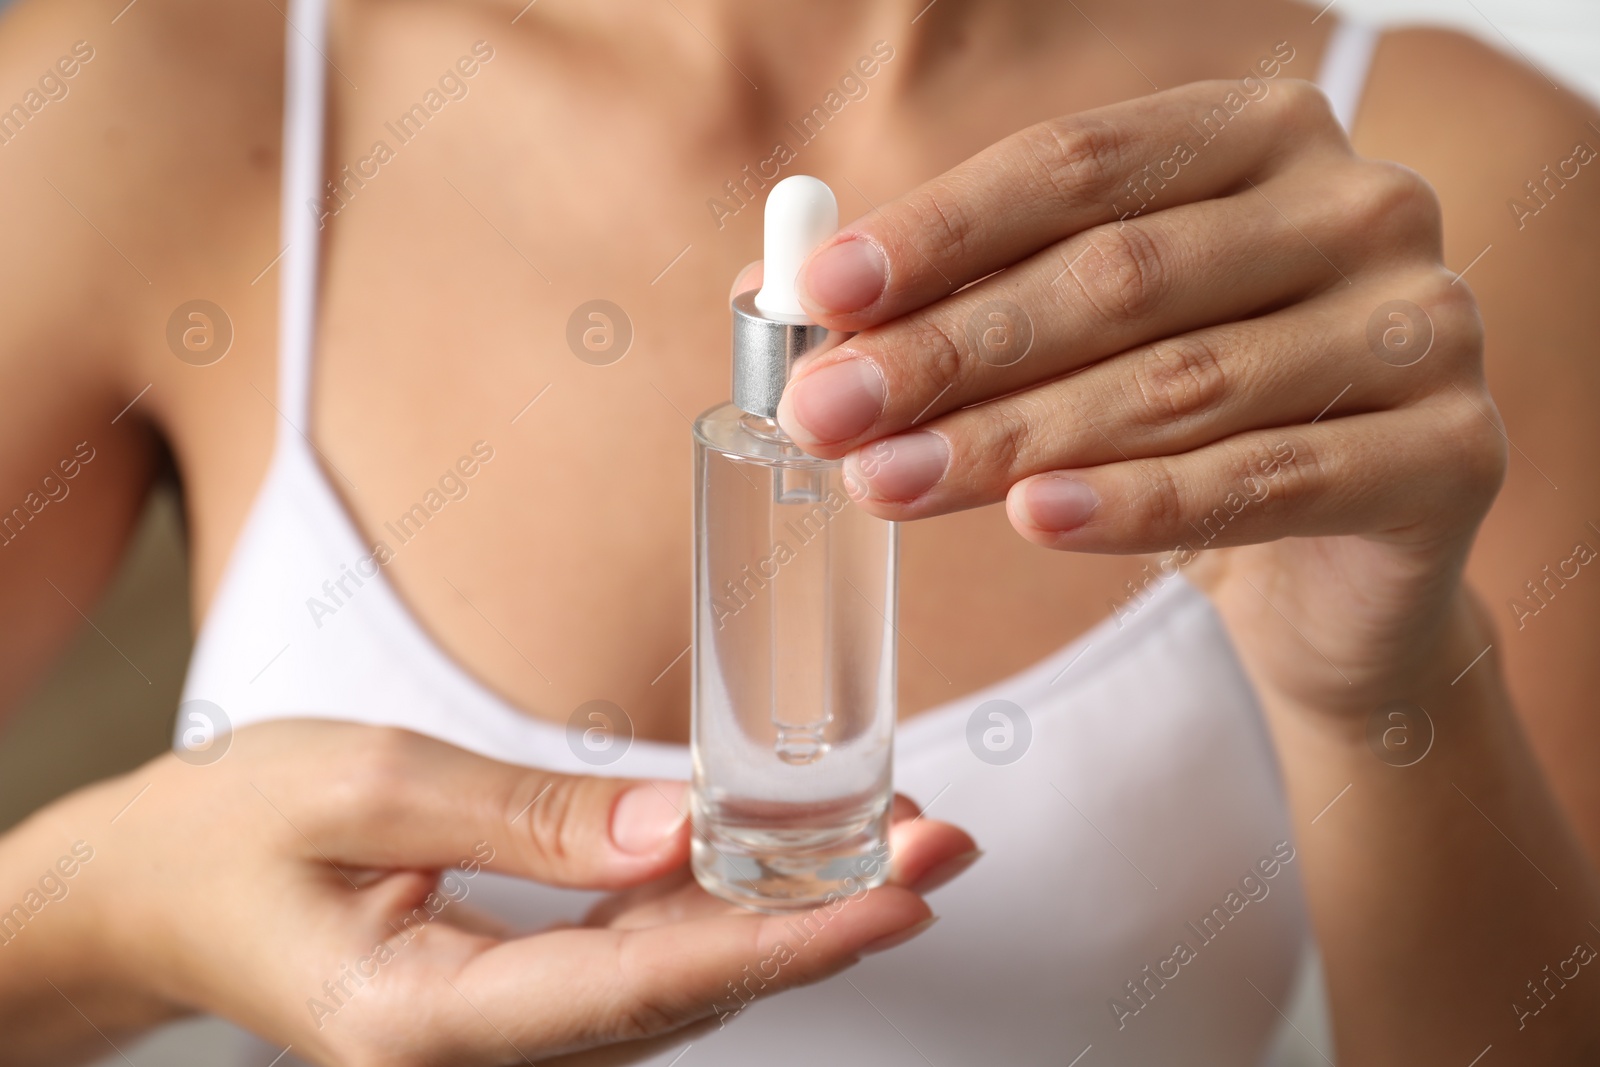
1;0;1599;1062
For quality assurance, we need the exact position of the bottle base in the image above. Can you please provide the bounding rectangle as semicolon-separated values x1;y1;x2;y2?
691;803;891;913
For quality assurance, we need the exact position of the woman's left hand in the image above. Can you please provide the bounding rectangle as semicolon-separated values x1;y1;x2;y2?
771;77;1506;716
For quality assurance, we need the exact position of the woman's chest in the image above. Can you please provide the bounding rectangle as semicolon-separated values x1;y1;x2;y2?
180;27;1160;740
299;300;1144;738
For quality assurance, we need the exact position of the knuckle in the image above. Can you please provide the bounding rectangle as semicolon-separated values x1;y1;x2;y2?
1374;268;1484;391
1133;459;1188;533
1417;268;1484;355
985;402;1039;481
1025;114;1128;204
1349;162;1440;239
903;179;977;264
1258;435;1320;515
1448;302;1487;367
1404;168;1446;238
498;769;548;839
904;312;969;397
332;726;417;825
1271;78;1341;136
1192;442;1308;537
519;773;584;869
1124;335;1228;427
1066;221;1168;326
1441;395;1508;502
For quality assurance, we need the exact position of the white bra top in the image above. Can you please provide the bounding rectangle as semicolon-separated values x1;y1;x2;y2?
176;7;1379;1065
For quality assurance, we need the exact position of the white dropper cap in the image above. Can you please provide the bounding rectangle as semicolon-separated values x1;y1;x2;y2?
753;175;839;319
730;176;845;417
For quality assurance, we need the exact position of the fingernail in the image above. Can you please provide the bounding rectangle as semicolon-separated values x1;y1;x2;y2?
785;359;886;444
800;238;886;314
1022;478;1099;532
912;849;983;894
847;432;949;502
610;782;688;854
860;915;939;956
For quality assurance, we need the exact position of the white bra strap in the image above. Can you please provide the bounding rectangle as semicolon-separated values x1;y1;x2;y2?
1315;20;1381;134
275;0;330;433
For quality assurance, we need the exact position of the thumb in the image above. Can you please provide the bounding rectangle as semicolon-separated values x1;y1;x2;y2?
252;722;689;890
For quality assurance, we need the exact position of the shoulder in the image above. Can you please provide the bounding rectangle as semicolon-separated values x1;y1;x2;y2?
0;0;283;400
1355;25;1599;270
0;0;285;165
0;0;290;701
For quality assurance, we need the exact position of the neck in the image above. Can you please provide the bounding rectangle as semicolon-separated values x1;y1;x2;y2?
516;0;1043;90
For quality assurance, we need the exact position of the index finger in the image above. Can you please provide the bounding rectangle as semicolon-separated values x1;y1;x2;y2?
795;76;1339;329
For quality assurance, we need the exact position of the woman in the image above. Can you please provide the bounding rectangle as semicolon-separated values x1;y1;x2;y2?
0;0;1596;1062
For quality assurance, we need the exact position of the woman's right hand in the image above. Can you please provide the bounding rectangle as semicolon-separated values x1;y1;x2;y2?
0;720;972;1066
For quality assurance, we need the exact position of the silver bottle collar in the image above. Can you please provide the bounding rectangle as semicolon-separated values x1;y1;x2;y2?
730;290;843;418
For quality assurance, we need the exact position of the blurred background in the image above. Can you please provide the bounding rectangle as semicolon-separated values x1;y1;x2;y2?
0;0;1594;1064
0;485;187;833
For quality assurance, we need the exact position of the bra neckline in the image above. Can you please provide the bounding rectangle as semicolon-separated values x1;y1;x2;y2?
246;418;1203;754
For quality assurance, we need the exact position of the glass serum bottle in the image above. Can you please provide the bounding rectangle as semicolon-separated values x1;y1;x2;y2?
691;176;899;911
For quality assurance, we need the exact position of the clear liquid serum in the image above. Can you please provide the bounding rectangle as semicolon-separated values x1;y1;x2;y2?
690;176;899;911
